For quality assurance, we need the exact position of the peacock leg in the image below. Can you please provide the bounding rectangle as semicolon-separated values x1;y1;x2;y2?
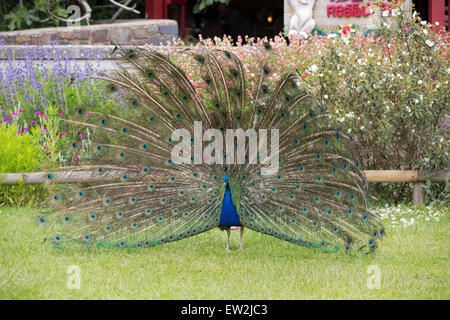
239;227;244;251
226;229;231;252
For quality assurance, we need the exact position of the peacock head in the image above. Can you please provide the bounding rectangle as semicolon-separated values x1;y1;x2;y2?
223;175;229;185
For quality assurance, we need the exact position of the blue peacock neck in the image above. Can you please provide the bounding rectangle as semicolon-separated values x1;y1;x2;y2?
219;182;241;227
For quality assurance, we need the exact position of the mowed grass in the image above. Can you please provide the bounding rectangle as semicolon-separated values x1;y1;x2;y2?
0;206;448;299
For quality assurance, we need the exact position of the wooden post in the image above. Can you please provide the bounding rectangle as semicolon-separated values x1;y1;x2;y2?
413;183;425;205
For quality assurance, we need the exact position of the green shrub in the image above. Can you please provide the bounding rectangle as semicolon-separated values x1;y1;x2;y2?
0;121;49;206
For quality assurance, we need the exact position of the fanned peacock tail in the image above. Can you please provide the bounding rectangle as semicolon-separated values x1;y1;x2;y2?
38;44;384;253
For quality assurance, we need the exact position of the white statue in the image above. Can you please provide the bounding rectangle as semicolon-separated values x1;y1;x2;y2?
288;0;316;38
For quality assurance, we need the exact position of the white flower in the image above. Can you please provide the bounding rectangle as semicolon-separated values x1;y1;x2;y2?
425;40;434;47
309;64;318;73
418;80;423;85
420;20;427;25
327;33;337;39
324;95;328;99
357;58;363;65
435;21;439;26
360;72;365;77
347;128;352;134
423;29;428;35
382;10;389;17
412;11;417;19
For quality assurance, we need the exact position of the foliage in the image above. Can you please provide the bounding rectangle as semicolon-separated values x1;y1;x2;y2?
0;43;123;206
0;0;231;31
312;5;449;203
1;0;69;31
0;43;112;121
0;110;49;206
193;0;229;14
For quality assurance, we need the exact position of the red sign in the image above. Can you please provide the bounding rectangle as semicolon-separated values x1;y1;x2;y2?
327;0;371;18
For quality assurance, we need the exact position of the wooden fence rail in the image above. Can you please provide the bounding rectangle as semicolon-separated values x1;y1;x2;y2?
0;170;448;205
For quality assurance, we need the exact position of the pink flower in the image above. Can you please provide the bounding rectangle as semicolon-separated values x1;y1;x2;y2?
418;152;423;156
36;111;41;115
29;121;34;125
88;112;93;115
57;148;62;151
17;130;22;134
12;112;17;115
24;127;28;131
78;133;84;137
19;110;24;113
74;155;79;158
6;116;12;120
43;146;47;149
60;111;65;115
41;114;47;117
61;132;67;136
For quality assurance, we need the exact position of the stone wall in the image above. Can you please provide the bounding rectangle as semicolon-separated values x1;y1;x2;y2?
0;19;178;46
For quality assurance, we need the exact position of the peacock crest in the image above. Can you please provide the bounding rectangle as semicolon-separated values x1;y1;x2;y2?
38;44;384;254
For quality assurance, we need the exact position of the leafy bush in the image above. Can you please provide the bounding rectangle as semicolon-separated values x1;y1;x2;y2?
312;4;449;203
0;112;48;206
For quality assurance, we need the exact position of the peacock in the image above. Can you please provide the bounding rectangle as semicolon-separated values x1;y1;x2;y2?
38;44;384;254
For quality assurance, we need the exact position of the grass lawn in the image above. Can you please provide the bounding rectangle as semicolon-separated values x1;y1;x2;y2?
0;205;448;299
